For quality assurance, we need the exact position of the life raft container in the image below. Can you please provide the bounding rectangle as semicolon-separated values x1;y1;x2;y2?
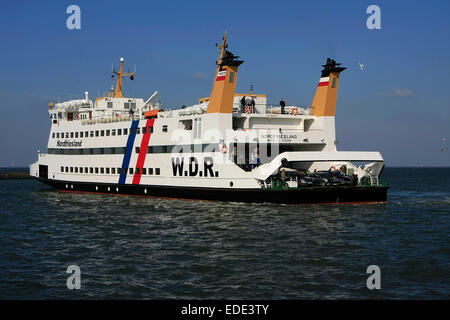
221;144;228;153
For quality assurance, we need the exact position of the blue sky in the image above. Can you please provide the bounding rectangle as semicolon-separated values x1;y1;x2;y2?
0;0;449;167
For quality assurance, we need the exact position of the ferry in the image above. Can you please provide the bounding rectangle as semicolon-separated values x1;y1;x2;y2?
30;33;388;204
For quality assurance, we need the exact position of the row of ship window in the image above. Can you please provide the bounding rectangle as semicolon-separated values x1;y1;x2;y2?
61;166;161;175
52;125;169;139
48;143;220;155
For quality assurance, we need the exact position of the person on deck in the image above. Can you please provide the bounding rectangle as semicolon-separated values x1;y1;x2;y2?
237;146;246;169
280;169;287;183
240;96;246;112
280;98;286;114
231;145;238;164
250;147;260;170
352;174;358;186
251;97;256;113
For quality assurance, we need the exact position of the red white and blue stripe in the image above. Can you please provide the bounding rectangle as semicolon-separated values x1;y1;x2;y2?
132;118;155;184
118;120;139;184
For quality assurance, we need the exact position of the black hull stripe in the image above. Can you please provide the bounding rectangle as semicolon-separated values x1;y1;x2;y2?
36;178;388;205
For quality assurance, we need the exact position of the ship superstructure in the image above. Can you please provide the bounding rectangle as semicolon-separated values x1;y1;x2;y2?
30;33;387;204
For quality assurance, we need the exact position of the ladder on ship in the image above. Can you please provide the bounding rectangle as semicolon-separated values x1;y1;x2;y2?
370;176;379;186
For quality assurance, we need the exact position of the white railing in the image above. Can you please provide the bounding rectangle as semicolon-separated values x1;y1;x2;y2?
80;115;138;125
75;103;311;124
233;103;311;115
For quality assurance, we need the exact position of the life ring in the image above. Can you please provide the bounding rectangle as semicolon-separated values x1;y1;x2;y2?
245;105;252;114
221;144;228;153
292;108;298;115
330;166;336;171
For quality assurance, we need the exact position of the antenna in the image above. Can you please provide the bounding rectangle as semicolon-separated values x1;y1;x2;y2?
112;57;136;97
216;31;228;66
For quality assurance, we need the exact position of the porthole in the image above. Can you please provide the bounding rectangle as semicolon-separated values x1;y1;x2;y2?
230;181;233;187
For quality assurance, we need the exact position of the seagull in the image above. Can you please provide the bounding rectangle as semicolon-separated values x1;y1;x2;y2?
441;147;448;152
358;62;364;71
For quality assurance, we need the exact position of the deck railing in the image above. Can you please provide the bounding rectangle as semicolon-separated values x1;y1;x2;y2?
77;103;312;124
233;103;311;115
80;115;137;125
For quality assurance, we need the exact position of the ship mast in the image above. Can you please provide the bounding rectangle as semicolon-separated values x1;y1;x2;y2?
112;58;135;98
216;32;228;69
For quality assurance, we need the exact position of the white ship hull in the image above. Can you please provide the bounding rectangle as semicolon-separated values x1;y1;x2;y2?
30;35;388;204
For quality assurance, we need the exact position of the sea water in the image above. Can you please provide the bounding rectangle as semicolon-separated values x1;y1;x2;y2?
0;168;448;299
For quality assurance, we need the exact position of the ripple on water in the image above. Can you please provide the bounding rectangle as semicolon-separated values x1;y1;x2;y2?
0;168;449;299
